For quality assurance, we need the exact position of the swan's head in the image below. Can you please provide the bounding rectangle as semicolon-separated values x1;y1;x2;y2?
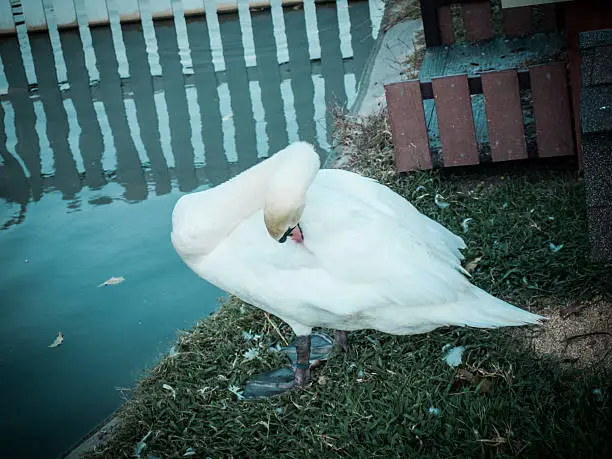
263;142;320;243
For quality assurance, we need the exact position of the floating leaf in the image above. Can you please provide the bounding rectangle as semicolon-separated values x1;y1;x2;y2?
465;256;482;273
162;383;176;399
98;276;125;288
443;346;465;367
434;193;450;209
549;242;564;253
48;332;64;348
461;218;473;233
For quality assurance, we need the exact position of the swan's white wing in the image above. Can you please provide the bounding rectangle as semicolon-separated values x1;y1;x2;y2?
300;177;542;330
304;170;468;294
187;168;542;335
315;169;466;261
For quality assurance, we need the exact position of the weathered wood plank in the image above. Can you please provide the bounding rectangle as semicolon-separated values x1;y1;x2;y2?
419;0;442;47
432;74;479;166
461;1;494;42
438;5;454;45
539;3;558;33
481;70;527;162
503;6;534;37
385;81;432;171
530;63;574;157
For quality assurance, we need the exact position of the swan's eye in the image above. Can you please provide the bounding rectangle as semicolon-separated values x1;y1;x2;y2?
278;226;294;243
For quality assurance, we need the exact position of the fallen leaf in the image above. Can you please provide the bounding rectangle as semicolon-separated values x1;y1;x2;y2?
48;332;64;348
222;114;233;121
461;218;473;233
476;379;492;394
428;407;440;415
560;301;587;319
443;346;465;367
228;384;244;400
455;368;475;382
162;383;176;399
549;242;563;253
183;447;196;456
98;276;125;288
465;256;483;273
434;193;450;209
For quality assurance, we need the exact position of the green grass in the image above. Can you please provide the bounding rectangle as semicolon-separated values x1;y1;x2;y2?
86;111;611;458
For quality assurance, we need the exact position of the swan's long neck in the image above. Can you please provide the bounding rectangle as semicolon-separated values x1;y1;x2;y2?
171;142;319;258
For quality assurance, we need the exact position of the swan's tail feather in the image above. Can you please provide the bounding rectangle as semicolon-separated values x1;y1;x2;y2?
455;289;545;329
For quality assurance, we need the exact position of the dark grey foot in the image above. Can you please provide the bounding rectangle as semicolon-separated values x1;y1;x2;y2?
243;367;295;399
334;330;349;353
243;333;333;399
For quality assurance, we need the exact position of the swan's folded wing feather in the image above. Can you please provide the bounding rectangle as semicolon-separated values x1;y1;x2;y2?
314;169;466;259
303;189;470;311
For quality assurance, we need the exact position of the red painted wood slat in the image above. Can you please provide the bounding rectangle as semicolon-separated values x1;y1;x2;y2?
461;1;494;42
438;5;454;45
432;74;479;167
503;6;534;37
530;62;575;158
481;70;527;162
385;81;432;172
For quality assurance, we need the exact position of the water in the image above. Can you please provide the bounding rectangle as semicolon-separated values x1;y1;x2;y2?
0;2;377;457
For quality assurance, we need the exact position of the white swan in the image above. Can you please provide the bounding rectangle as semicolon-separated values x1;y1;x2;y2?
171;142;543;387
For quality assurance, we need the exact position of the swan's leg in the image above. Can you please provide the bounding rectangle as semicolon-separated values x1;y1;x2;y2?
334;330;349;353
294;335;311;386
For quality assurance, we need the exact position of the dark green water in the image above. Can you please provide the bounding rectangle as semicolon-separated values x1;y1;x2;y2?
0;2;376;457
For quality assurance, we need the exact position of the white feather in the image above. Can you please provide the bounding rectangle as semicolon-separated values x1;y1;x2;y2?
171;142;543;338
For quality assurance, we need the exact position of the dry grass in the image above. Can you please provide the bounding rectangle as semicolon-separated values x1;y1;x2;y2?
380;0;422;32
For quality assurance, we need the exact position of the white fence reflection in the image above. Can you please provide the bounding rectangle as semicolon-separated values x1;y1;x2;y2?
0;0;382;227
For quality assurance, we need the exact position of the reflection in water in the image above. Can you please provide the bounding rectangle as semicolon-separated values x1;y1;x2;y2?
1;1;377;229
0;2;379;456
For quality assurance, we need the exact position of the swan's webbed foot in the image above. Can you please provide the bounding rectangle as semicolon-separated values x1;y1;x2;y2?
334;330;349;353
243;333;334;398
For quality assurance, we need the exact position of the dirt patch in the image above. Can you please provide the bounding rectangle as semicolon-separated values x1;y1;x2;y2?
522;298;612;370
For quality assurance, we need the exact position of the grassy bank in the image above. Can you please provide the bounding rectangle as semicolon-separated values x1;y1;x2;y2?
85;110;611;458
